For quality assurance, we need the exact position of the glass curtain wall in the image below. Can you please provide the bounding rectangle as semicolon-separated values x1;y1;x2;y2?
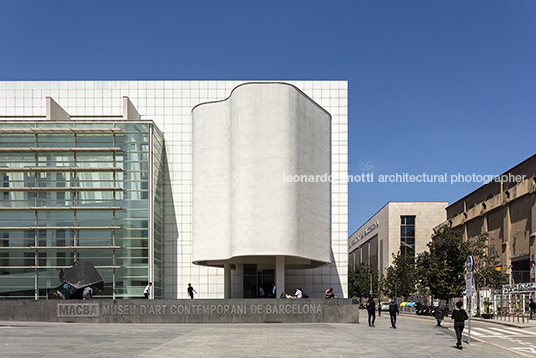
0;121;164;299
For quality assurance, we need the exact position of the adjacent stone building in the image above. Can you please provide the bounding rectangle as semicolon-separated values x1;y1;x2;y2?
348;202;447;277
439;153;536;284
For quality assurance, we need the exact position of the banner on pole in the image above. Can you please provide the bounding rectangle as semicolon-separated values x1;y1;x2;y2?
466;272;472;297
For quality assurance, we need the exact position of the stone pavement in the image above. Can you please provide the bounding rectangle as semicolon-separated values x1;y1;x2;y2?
0;314;523;358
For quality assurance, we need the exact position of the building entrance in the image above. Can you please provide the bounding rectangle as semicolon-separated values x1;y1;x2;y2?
243;264;274;298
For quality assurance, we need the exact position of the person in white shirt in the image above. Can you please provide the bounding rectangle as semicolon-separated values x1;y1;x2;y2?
82;286;93;300
285;288;303;299
144;282;152;299
295;288;303;299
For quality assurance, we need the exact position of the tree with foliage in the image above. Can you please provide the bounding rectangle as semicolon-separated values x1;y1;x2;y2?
348;262;380;299
381;251;416;299
415;225;470;300
467;232;509;315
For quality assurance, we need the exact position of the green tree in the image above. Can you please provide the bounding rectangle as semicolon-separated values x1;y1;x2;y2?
348;262;380;299
381;251;416;299
468;232;509;315
415;225;470;300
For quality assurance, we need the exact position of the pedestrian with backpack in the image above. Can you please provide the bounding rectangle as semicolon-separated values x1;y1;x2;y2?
366;296;376;327
389;298;399;329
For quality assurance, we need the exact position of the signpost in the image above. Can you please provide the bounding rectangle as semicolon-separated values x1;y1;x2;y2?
466;256;473;345
466;273;472;297
466;255;474;273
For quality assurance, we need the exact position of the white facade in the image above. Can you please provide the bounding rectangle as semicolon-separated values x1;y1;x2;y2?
192;83;332;298
0;80;348;299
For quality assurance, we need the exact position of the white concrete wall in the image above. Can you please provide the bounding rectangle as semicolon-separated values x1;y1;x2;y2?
190;97;232;263
192;83;331;267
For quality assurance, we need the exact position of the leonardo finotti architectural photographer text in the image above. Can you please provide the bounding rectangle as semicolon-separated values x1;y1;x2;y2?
283;173;527;185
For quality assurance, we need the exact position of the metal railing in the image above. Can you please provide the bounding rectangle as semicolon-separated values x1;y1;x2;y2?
496;292;529;323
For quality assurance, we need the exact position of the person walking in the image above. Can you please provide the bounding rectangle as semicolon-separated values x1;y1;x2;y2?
451;300;469;349
388;298;399;329
366;296;376;327
530;298;536;319
377;302;382;317
144;282;152;299
187;283;197;299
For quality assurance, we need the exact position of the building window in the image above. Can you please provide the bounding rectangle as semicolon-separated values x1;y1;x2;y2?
400;216;415;258
0;119;164;299
23;252;34;273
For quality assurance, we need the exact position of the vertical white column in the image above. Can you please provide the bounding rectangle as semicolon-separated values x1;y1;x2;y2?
276;256;285;298
224;263;231;299
148;125;155;298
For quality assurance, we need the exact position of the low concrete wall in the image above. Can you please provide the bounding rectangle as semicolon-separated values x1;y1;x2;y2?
0;298;359;324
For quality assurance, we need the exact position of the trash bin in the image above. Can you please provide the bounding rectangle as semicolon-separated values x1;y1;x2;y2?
435;309;445;326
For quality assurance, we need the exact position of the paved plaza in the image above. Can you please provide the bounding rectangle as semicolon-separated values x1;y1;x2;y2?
1;313;528;358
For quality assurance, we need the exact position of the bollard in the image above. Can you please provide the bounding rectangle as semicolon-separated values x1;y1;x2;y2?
521;296;523;323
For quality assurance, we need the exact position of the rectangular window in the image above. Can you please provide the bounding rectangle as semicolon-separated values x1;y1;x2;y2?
37;153;74;167
0;253;8;272
38;252;47;267
76;134;114;147
23;252;34;272
400;215;416;258
0;134;34;148
37;134;74;147
57;252;66;266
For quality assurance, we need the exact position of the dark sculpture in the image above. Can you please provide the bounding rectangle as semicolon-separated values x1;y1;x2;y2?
48;261;104;299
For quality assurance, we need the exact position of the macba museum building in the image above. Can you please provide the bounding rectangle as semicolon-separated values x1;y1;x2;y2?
0;81;348;300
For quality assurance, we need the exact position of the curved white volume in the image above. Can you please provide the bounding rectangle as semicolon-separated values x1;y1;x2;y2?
192;83;331;269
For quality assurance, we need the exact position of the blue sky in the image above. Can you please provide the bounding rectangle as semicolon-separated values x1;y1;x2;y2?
1;1;535;233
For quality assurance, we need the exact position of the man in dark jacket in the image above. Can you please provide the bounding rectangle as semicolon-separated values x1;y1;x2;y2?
366;296;376;327
389;298;399;329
